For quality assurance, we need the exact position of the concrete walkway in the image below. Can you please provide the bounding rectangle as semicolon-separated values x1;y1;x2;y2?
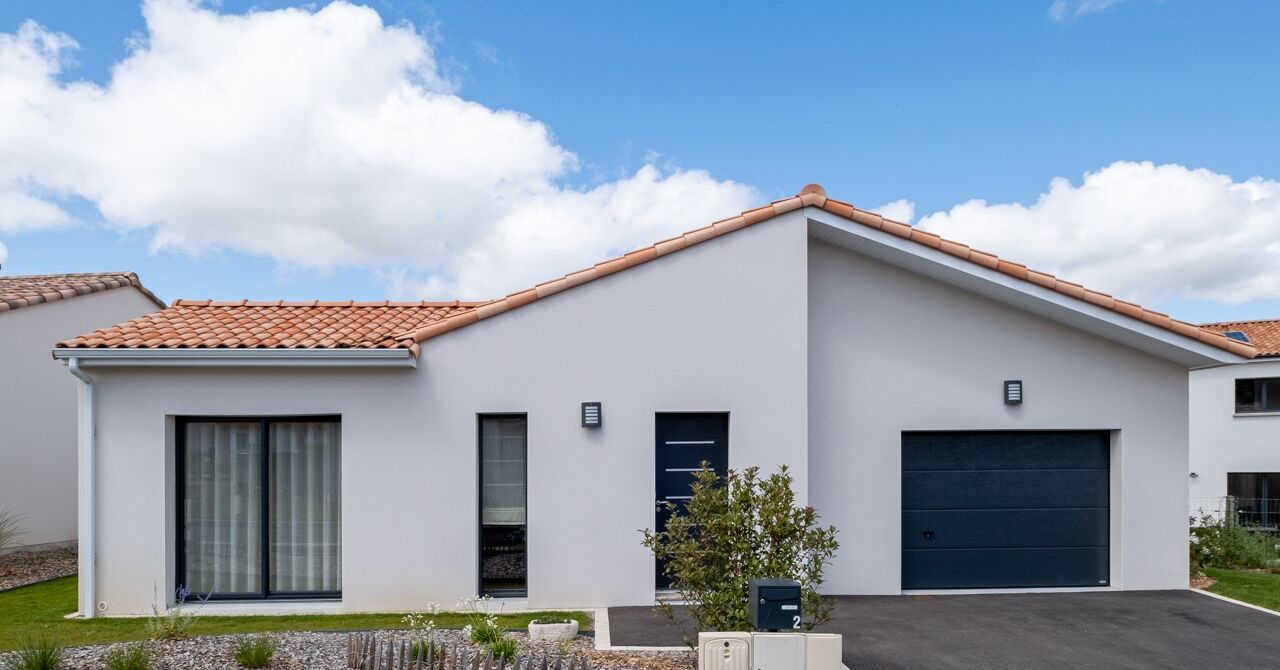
607;590;1280;669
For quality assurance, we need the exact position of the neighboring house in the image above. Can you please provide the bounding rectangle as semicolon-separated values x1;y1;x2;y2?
1191;319;1280;525
51;185;1253;618
0;273;164;550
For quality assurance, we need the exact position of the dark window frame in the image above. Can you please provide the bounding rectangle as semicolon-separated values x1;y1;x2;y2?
175;415;342;602
477;413;528;598
1235;377;1280;413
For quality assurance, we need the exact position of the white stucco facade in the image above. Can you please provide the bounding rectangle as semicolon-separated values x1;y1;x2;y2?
0;288;160;549
67;207;1238;616
1189;359;1280;510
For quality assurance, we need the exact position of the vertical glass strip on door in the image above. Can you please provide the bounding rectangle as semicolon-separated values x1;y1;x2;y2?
269;421;342;595
182;422;264;596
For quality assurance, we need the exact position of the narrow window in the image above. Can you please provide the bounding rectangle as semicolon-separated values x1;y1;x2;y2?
479;415;527;596
178;417;341;599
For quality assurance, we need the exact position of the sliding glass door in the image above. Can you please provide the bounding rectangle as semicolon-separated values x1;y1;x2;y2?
479;415;527;595
178;417;341;600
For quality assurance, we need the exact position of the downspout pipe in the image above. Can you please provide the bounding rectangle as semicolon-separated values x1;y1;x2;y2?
66;358;95;619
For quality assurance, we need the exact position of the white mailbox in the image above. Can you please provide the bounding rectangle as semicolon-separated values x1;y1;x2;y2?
752;633;805;670
698;632;752;670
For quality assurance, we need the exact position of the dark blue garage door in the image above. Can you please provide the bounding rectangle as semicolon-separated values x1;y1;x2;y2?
902;431;1109;589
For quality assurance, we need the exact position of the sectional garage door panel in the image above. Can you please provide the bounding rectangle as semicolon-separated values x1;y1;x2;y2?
901;508;1109;550
903;547;1109;590
902;431;1109;590
902;470;1108;510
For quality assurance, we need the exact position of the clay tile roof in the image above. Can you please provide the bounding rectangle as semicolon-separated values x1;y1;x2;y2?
0;272;164;313
54;185;1256;360
1202;318;1280;358
399;185;1255;360
56;300;485;353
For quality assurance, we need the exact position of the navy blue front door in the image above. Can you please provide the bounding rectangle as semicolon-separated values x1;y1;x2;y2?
902;431;1110;589
655;413;728;589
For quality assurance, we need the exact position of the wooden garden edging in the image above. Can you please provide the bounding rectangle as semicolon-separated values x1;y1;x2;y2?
347;634;591;670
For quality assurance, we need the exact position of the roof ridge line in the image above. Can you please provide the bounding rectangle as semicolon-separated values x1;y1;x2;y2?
396;183;1254;360
171;299;493;308
1202;317;1280;327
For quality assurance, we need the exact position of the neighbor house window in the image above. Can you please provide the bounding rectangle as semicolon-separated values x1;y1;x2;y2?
178;417;341;599
1228;473;1280;527
1235;378;1280;413
479;415;527;595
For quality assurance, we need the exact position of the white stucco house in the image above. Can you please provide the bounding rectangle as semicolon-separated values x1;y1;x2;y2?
1;273;164;550
1190;319;1280;525
51;185;1255;618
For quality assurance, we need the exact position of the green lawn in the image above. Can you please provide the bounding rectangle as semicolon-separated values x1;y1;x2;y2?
0;577;590;651
1204;568;1280;612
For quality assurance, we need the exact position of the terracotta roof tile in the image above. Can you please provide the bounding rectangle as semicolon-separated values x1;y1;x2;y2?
0;272;164;313
398;184;1253;360
54;185;1256;360
56;300;483;350
1202;318;1280;357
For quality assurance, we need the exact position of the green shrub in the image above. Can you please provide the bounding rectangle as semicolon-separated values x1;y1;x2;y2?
102;643;153;670
488;638;517;660
1190;514;1280;570
469;621;503;645
642;465;839;638
233;635;277;669
410;639;438;662
0;509;24;552
2;635;63;670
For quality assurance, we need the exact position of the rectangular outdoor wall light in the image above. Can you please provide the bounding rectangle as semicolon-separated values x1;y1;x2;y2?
581;402;602;428
1004;380;1023;405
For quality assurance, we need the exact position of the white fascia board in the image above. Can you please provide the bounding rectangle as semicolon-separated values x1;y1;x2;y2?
52;347;417;368
805;208;1247;368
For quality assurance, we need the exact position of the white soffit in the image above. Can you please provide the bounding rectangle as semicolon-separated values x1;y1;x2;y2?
805;209;1243;368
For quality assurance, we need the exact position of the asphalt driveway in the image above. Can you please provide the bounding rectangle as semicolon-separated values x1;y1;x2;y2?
608;590;1280;669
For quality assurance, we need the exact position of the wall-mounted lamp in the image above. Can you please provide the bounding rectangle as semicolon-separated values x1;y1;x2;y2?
1004;380;1023;406
581;402;602;428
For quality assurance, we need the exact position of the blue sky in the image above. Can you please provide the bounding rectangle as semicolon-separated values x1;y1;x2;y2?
1;0;1279;323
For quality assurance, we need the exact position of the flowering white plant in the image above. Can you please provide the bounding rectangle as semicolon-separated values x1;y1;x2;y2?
459;594;506;645
402;601;441;642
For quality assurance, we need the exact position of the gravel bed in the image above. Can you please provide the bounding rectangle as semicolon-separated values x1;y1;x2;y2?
7;629;694;670
0;544;77;591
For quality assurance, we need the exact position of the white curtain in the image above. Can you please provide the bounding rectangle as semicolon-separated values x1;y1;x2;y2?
269;422;342;593
481;417;526;525
183;422;263;595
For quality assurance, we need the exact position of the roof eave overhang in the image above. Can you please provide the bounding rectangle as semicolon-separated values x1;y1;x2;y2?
806;208;1249;369
51;347;417;368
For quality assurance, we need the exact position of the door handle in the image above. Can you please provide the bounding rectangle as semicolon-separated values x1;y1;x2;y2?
923;530;935;540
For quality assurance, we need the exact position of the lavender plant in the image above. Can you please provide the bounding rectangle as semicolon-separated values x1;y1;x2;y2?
145;585;208;640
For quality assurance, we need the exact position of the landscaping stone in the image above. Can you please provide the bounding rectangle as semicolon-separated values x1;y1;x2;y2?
529;618;580;643
1;629;695;670
0;544;77;592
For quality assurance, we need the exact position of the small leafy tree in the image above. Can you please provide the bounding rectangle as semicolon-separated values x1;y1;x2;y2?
642;464;838;637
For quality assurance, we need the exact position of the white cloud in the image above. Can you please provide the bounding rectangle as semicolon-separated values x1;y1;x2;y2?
0;0;755;298
872;198;915;225
1048;0;1124;22
911;161;1280;305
